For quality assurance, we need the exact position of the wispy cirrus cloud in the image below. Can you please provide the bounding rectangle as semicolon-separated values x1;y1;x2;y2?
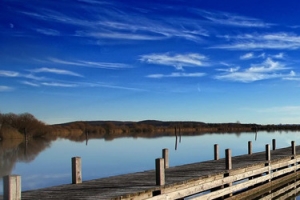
21;81;40;87
258;106;300;113
214;32;300;50
140;53;208;70
147;72;206;78
35;28;60;36
18;1;208;43
215;58;295;82
41;82;77;87
0;86;13;92
30;67;83;77
196;10;272;28
48;58;130;69
0;70;20;77
95;83;146;91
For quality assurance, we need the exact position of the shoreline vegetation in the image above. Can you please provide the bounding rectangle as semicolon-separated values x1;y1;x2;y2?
1;112;300;141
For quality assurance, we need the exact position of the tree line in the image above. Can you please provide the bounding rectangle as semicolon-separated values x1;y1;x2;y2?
0;112;48;140
2;112;300;141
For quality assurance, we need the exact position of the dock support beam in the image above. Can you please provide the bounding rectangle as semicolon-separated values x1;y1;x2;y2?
248;141;252;155
72;157;82;184
3;175;21;200
162;149;169;169
272;139;276;150
214;144;219;160
266;144;271;161
156;158;165;186
225;149;232;170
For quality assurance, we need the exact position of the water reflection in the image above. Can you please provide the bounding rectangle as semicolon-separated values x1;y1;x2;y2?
0;138;52;178
0;130;300;195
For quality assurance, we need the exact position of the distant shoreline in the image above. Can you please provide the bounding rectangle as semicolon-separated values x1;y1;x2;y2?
2;112;300;141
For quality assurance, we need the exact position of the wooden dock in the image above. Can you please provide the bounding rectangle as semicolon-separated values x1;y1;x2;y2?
1;141;300;200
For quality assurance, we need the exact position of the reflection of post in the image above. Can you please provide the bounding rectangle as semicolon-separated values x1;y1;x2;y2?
24;140;28;158
175;127;178;150
85;130;89;146
175;135;178;150
179;126;181;143
24;128;28;142
255;131;257;141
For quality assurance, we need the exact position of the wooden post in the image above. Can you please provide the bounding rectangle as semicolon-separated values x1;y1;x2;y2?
272;139;276;150
266;144;270;161
3;175;21;200
292;141;296;156
214;144;219;160
162;148;169;168
248;141;252;155
155;158;165;186
225;149;232;170
72;157;82;184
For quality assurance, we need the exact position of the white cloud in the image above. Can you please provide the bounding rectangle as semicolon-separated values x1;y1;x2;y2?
35;28;60;36
213;33;300;50
140;53;208;70
0;86;13;92
217;66;240;73
197;10;272;28
215;58;293;82
0;70;19;77
78;31;166;41
21;3;208;43
240;52;254;60
273;53;285;59
21;81;40;87
30;67;83;77
41;82;77;87
258;53;266;58
48;58;130;69
147;72;206;78
247;58;287;73
95;83;146;91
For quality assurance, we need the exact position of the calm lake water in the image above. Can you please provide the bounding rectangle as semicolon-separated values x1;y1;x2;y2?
1;130;300;197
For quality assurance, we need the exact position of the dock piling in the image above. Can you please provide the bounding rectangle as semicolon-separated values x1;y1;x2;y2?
155;158;165;186
72;157;82;184
3;175;21;200
292;141;296;156
272;139;276;150
266;144;271;161
214;144;219;160
248;141;252;155
225;149;232;170
162;149;169;169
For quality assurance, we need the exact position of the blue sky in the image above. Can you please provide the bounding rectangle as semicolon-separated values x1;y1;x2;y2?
2;0;300;125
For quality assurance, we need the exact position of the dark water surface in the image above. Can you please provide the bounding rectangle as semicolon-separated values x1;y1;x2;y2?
1;131;300;196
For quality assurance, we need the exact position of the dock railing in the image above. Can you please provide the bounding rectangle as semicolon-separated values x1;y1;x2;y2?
2;139;300;200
